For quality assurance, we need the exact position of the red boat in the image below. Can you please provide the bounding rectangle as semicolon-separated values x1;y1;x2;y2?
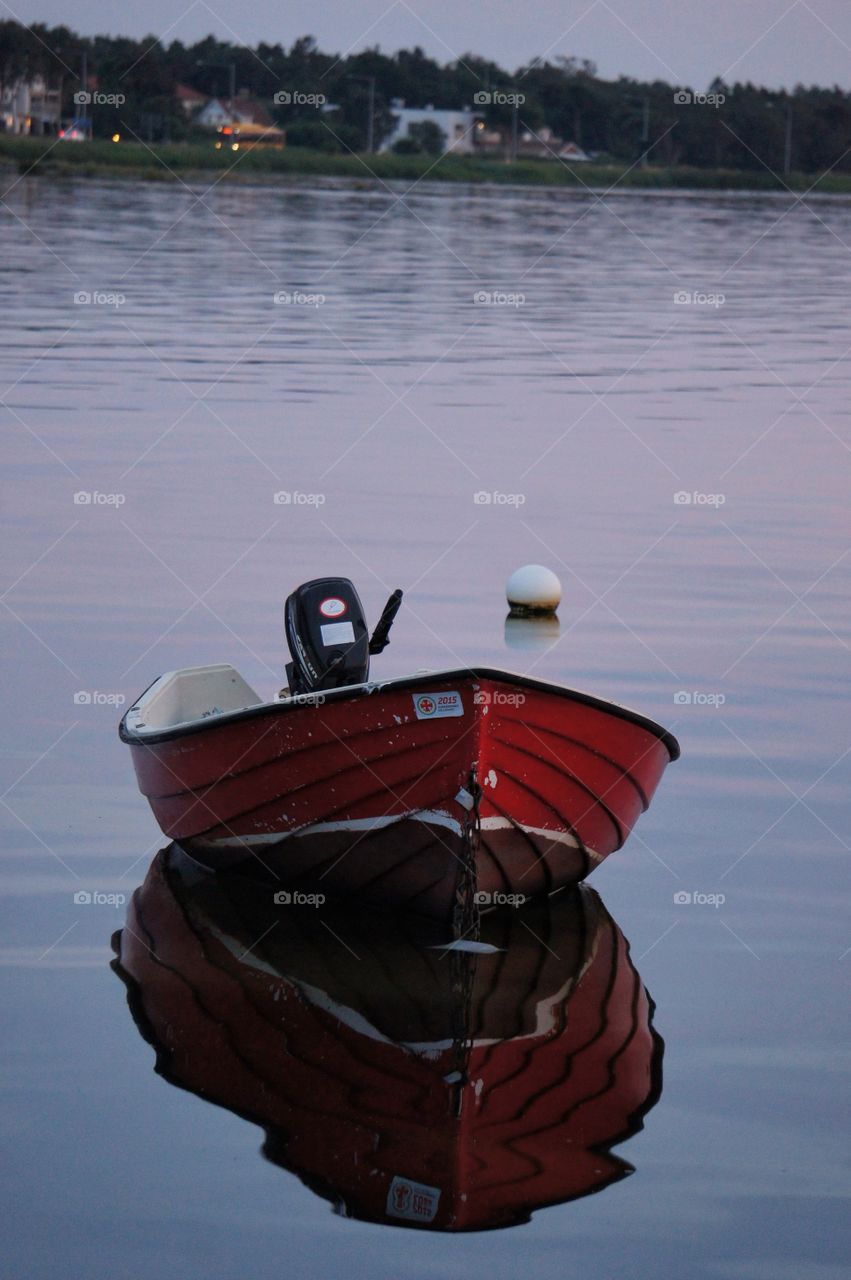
120;578;679;921
112;847;664;1232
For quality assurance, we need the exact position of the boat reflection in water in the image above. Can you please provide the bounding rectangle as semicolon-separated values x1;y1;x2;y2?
112;847;663;1232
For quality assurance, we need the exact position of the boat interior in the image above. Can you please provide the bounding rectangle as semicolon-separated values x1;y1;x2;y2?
127;665;263;734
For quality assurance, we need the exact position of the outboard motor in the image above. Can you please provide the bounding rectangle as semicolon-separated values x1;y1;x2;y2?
284;577;403;696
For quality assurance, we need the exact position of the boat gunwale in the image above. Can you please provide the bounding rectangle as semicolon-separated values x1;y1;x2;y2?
119;666;681;761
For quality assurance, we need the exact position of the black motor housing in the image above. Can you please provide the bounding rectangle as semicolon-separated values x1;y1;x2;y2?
284;578;370;696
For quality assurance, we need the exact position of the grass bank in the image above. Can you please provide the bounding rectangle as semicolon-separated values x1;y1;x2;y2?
3;134;851;193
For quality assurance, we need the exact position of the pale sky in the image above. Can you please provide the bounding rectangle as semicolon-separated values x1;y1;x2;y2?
7;0;851;91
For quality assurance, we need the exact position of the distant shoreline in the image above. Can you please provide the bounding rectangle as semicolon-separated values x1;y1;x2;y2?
4;135;851;195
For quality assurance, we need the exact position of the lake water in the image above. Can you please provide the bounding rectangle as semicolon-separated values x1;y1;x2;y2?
1;173;849;1278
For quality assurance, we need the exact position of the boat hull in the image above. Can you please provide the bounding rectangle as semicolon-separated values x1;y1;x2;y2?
121;669;678;920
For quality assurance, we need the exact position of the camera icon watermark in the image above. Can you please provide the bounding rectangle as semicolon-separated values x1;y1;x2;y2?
73;889;126;907
73;90;126;106
673;690;726;707
273;289;325;307
473;490;526;506
273;491;326;506
273;889;325;906
673;890;726;907
473;890;526;908
473;290;525;307
74;290;126;308
673;290;725;308
273;90;327;106
673;90;725;108
73;491;125;506
473;90;525;106
473;689;526;706
73;690;126;706
673;490;726;507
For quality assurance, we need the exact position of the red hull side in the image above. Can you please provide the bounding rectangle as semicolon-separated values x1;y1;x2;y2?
130;678;476;839
123;671;676;916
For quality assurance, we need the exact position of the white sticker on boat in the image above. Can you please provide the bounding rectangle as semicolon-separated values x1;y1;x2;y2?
386;1176;441;1223
413;691;463;719
320;620;355;646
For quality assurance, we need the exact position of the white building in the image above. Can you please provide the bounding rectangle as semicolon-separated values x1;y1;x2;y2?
195;95;277;130
1;75;61;135
195;98;233;128
381;101;480;154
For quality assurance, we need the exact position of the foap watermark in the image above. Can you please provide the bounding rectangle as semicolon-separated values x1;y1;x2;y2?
74;290;126;308
273;90;327;106
473;689;526;706
473;490;526;506
273;890;325;907
473;290;525;307
673;289;725;308
474;890;527;908
73;491;125;506
74;90;126;106
73;690;126;707
286;691;327;707
673;90;725;108
674;490;725;507
273;289;325;307
73;890;126;907
674;690;726;707
474;90;525;106
273;491;326;506
674;890;726;907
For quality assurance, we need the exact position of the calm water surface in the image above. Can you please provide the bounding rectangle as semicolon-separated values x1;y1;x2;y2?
1;173;850;1278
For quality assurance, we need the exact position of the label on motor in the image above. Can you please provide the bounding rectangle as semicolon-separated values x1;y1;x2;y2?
319;597;347;618
413;691;463;719
320;621;355;646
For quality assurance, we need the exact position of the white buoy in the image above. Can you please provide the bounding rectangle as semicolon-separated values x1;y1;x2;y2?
506;564;562;616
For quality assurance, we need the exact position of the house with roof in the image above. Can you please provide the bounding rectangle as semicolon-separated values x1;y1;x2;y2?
195;97;233;128
380;101;482;154
558;141;591;161
195;92;277;130
175;83;208;117
198;93;285;147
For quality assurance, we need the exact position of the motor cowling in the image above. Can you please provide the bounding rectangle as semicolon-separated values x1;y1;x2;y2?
284;578;371;696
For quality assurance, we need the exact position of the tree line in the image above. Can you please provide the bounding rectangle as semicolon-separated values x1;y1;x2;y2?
2;19;850;173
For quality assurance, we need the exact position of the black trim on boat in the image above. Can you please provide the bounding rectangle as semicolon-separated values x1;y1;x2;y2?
119;666;681;761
